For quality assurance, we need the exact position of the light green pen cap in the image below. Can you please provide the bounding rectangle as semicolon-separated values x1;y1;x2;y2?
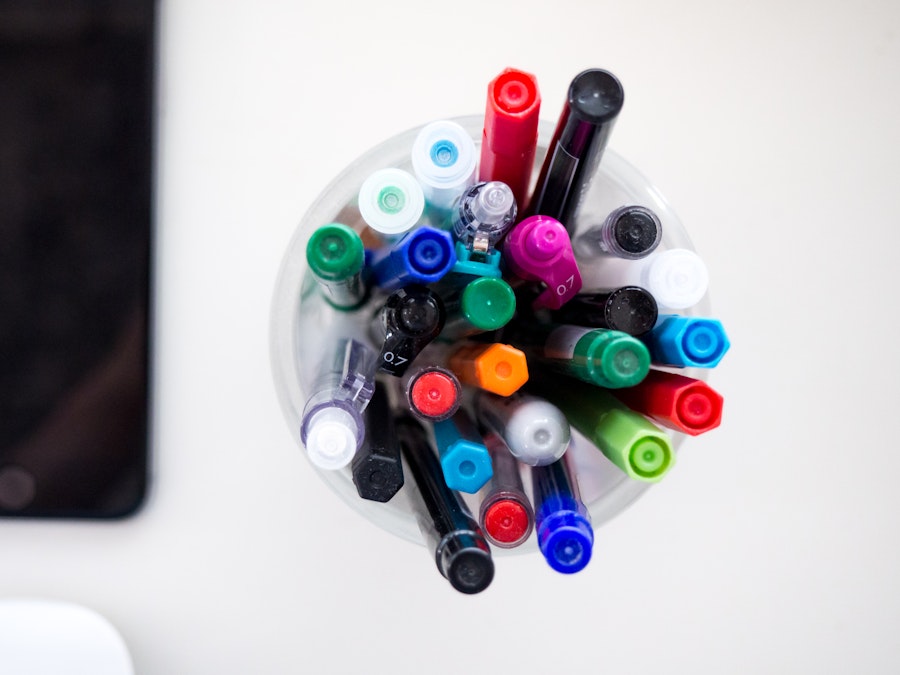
306;223;365;282
461;277;516;331
571;329;650;388
531;376;673;482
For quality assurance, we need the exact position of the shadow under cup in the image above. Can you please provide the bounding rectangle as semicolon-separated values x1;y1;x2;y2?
270;115;711;553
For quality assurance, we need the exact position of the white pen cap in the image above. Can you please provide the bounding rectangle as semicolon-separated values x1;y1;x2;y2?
477;393;570;467
358;168;425;236
642;248;709;310
411;120;477;212
304;407;360;470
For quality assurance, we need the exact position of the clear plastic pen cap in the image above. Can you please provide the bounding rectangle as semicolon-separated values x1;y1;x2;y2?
642;248;709;310
411;120;477;213
305;407;361;470
453;181;517;253
358;168;425;236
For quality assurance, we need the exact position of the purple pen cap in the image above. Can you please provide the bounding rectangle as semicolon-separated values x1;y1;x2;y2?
271;114;715;554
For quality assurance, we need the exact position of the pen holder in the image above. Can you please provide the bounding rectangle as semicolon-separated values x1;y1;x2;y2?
270;115;711;552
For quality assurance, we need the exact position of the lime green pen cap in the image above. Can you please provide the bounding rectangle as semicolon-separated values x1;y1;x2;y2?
572;329;650;388
306;223;365;282
531;376;673;482
461;277;516;331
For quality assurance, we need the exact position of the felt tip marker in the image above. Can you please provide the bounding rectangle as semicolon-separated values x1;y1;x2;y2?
531;375;674;483
531;454;593;574
352;384;404;502
403;365;461;422
642;315;731;368
503;215;583;310
306;223;368;310
612;369;724;436
397;416;494;595
479;430;534;549
515;323;650;389
480;67;541;210
549;286;659;337
528;68;624;229
575;205;662;260
580;248;709;311
300;338;377;470
446;342;529;397
369;225;456;292
371;285;446;377
451;181;518;254
440;276;517;340
432;410;494;494
411;120;478;215
358;168;426;237
475;392;569;467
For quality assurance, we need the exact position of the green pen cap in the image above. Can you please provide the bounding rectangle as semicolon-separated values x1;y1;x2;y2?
572;329;650;388
306;223;365;282
531;376;674;482
461;277;516;331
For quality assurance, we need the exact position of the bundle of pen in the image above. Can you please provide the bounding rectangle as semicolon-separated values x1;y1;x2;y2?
297;67;729;594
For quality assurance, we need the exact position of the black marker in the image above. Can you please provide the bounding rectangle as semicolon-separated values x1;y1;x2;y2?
527;69;624;231
397;416;495;595
351;385;403;502
370;285;445;377
549;286;659;336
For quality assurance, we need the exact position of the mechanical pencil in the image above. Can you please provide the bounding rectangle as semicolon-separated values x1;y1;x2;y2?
611;369;724;436
370;285;445;377
351;384;404;502
432;409;494;494
503;214;582;310
439;276;516;340
530;374;674;483
579;247;709;311
475;391;569;467
451;181;517;254
528;68;624;230
369;225;456;291
357;167;425;237
300;337;377;470
411;120;477;216
512;322;650;389
575;204;662;260
397;415;494;594
531;453;593;574
480;67;541;210
402;365;461;422
478;429;534;549
641;315;730;368
305;223;368;310
548;286;658;337
445;341;529;397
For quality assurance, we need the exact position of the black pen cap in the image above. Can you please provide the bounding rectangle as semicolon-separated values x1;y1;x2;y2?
568;68;625;125
436;531;494;595
551;286;659;336
351;384;404;502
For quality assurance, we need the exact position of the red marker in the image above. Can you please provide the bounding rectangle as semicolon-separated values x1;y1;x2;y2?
480;68;541;212
478;430;534;549
403;366;461;422
612;370;724;436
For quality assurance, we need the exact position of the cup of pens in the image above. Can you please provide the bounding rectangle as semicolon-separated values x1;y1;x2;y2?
271;68;730;594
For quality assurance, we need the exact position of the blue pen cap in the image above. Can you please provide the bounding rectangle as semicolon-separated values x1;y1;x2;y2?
433;414;494;494
370;226;456;291
536;503;594;575
644;315;730;368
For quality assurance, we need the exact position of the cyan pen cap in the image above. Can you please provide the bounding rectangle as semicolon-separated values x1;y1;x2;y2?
646;315;730;368
433;412;493;494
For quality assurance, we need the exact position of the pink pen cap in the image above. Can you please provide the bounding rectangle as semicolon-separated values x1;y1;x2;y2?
503;215;583;310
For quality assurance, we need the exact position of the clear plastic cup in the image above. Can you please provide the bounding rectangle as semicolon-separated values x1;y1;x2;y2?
270;115;711;552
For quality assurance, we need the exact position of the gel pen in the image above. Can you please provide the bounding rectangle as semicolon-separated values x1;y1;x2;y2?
575;205;662;260
306;223;368;310
369;225;456;291
641;315;730;368
439;276;517;340
411;120;477;216
475;391;569;467
402;365;461;422
432;409;494;494
549;286;658;337
478;429;534;549
357;168;426;237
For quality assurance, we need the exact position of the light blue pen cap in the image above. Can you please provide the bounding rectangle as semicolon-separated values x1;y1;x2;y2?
432;415;493;494
644;315;730;368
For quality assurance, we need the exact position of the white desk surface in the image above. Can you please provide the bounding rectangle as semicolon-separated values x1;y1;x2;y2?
2;1;899;672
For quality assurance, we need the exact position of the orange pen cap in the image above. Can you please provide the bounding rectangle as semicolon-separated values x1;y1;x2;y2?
447;343;529;396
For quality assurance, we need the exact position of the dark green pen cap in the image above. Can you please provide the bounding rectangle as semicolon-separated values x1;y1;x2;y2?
306;223;365;282
461;277;516;332
572;329;650;388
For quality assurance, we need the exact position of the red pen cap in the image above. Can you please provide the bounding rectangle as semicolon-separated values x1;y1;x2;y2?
408;367;461;422
483;499;531;547
613;370;724;436
481;68;541;208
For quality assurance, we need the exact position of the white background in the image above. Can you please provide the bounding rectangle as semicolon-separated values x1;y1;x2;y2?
2;0;900;672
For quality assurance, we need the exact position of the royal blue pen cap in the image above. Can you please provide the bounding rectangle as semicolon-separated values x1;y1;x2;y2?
370;226;456;291
432;412;493;494
644;315;730;368
532;458;594;574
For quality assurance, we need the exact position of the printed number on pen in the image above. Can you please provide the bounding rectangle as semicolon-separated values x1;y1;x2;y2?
556;275;575;296
383;351;408;366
